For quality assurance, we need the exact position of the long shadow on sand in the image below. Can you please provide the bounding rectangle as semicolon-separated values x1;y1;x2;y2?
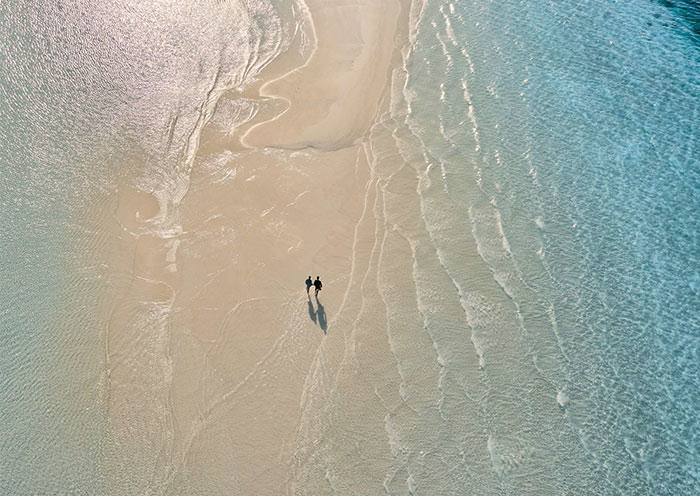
306;295;327;334
307;296;317;324
315;296;327;333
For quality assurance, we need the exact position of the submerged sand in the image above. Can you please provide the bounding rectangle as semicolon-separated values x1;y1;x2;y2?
103;0;492;492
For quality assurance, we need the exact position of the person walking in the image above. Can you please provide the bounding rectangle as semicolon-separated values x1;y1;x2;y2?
305;276;313;295
313;276;323;297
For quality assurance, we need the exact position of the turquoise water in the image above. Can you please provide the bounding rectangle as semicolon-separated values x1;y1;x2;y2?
398;0;699;492
0;3;113;489
2;0;699;493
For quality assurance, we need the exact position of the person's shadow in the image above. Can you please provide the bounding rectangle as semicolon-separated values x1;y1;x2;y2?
307;296;317;324
315;296;327;333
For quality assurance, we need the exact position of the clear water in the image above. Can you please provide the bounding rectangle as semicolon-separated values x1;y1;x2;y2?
1;0;699;493
1;0;295;492
392;0;699;492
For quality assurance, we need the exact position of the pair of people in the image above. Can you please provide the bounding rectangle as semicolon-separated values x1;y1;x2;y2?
305;276;322;297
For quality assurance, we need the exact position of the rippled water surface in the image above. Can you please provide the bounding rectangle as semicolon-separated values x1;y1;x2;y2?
399;0;699;492
1;0;698;493
1;0;294;492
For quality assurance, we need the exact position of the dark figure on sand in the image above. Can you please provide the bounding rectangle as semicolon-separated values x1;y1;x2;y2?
305;276;327;333
316;298;327;333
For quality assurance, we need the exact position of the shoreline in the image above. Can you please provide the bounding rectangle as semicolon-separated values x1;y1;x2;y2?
242;0;402;150
102;0;409;491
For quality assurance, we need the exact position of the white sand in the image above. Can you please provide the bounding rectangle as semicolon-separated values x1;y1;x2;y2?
104;0;419;492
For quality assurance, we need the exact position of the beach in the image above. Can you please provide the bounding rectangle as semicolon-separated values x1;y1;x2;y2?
104;0;414;492
3;0;698;492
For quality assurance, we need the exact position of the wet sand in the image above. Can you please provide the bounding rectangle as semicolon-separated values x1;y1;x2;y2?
104;0;413;492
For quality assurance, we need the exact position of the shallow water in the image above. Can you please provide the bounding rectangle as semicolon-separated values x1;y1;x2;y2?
1;0;699;493
386;0;700;492
1;0;296;492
